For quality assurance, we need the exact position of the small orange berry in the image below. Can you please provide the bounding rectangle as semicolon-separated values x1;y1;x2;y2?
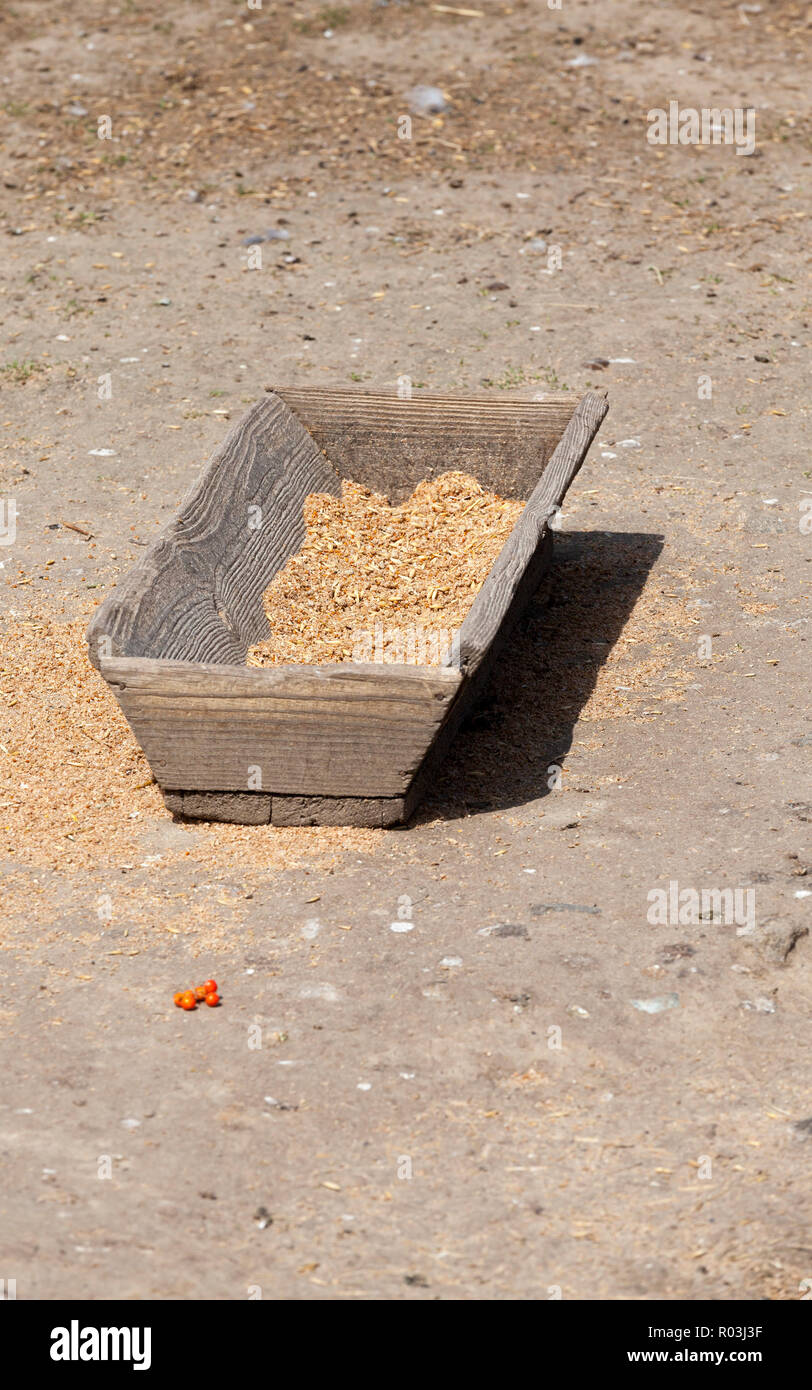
204;992;220;1008
180;991;197;1011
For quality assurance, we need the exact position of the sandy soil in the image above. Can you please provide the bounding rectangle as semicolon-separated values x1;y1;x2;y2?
0;0;810;1300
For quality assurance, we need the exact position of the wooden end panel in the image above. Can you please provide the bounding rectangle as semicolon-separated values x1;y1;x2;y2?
273;387;578;502
103;658;461;799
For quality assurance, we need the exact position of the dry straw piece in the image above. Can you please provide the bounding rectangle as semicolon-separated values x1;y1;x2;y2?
248;471;524;667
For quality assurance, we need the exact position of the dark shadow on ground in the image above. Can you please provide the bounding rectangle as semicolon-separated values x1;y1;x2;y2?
416;530;664;822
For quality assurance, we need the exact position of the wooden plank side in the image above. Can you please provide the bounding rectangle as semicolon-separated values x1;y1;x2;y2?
273;386;578;502
100;656;460;700
162;789;410;828
453;389;609;672
115;706;444;798
404;390;609;815
103;656;461;798
86;395;341;670
163;790;272;825
405;529;554;817
270;793;411;828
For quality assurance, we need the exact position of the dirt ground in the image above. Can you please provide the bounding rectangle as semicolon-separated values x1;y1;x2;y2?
1;0;810;1300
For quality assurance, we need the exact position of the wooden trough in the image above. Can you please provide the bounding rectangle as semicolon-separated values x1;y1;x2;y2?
87;386;608;827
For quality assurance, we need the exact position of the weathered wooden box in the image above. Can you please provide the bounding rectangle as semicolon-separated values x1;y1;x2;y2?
87;386;608;826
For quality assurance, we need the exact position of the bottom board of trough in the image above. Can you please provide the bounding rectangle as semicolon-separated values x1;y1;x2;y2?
162;789;414;828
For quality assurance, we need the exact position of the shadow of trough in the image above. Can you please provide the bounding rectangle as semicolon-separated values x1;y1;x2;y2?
418;530;665;821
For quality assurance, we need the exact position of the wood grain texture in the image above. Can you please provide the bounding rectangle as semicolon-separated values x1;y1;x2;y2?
102;657;461;799
163;789;409;827
270;793;411;828
452;389;609;673
87;394;340;670
274;386;578;502
163;790;272;824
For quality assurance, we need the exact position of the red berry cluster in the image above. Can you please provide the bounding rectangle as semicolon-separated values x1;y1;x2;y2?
174;979;220;1011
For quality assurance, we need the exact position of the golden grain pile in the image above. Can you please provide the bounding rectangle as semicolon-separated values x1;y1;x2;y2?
0;606;382;892
248;472;524;667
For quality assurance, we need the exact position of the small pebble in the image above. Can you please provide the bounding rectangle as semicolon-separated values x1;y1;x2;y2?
741;998;776;1013
631;994;679;1014
408;84;448;116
